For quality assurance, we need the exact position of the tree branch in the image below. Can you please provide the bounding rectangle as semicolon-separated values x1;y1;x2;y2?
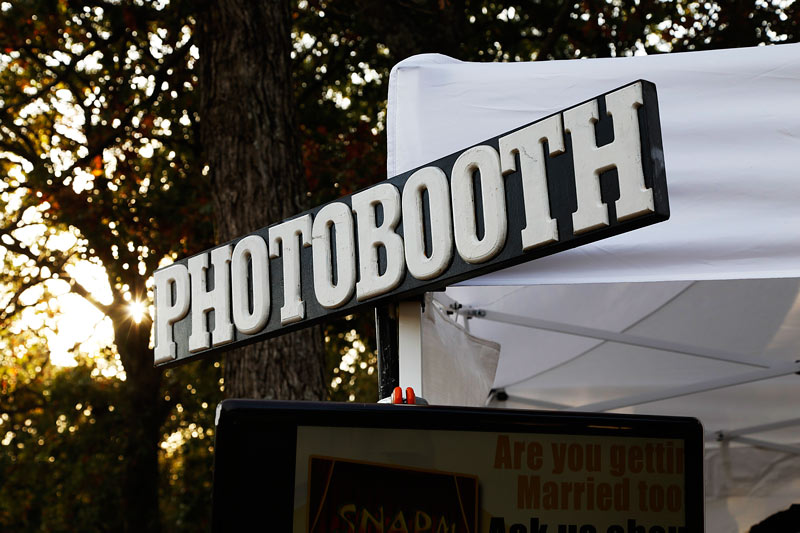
60;271;114;317
0;274;46;326
0;42;100;118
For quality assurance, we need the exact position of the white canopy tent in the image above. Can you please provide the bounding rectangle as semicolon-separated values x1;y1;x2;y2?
387;44;800;532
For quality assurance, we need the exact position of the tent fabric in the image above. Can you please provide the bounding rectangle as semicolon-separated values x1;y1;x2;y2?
387;44;800;533
420;294;500;407
444;279;800;442
387;44;800;285
705;445;800;531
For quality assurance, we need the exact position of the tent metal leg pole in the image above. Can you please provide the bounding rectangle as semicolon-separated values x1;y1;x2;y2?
375;304;399;401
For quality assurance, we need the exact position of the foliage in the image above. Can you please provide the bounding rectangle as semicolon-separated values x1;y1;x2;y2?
0;341;125;531
325;313;378;403
158;360;222;532
0;332;221;531
0;0;216;529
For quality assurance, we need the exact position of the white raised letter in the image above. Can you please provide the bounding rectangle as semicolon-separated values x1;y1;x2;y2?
401;166;453;280
499;115;563;250
605;83;654;221
154;263;190;364
188;246;234;353
563;82;653;234
231;235;270;335
352;183;405;301
312;202;356;309
269;215;312;325
450;145;507;264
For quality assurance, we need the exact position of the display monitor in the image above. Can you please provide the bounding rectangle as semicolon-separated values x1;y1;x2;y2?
212;400;703;532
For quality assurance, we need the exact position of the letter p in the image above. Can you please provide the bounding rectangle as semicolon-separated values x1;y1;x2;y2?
153;264;190;365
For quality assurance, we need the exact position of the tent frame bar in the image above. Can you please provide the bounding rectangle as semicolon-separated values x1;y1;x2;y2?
497;360;800;416
496;392;800;454
462;308;768;368
568;360;800;412
492;392;570;410
723;436;800;456
713;417;800;440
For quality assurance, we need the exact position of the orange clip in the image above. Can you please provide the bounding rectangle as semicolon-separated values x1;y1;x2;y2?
405;387;416;405
392;386;403;404
390;386;419;404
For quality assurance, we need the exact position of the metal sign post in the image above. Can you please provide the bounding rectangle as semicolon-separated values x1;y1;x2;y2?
376;299;423;401
375;303;399;400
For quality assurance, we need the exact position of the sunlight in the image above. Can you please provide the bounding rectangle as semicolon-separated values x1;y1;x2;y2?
160;430;185;457
1;159;118;370
45;295;114;368
129;300;147;324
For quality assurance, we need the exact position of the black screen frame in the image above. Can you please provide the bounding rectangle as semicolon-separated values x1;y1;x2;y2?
212;400;704;532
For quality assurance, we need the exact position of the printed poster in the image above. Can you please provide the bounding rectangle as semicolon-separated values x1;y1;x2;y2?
293;427;687;533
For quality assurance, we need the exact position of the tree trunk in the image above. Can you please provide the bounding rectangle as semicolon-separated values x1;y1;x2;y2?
197;1;326;400
112;309;162;533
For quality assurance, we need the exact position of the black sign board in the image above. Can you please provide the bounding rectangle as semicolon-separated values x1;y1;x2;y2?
212;401;703;532
154;80;668;367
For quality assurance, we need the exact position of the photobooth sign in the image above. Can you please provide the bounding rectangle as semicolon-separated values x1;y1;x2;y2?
153;80;669;367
